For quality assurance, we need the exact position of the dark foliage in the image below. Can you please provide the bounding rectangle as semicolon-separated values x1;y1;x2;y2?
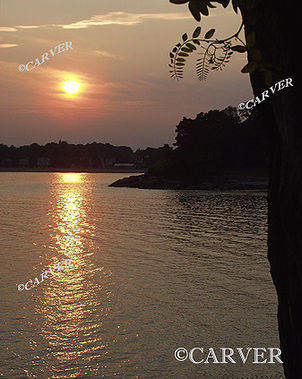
0;141;170;170
148;106;267;182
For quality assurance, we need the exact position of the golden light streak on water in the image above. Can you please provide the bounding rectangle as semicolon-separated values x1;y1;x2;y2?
34;173;112;376
60;173;83;184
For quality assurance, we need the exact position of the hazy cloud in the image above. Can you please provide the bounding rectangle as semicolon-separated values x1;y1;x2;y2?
0;43;18;48
16;25;40;29
94;50;122;60
1;11;191;32
61;11;191;29
0;26;17;32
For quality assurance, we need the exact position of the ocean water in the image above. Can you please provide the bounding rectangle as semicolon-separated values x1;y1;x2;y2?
0;172;284;378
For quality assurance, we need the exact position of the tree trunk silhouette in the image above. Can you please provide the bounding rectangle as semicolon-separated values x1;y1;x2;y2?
241;1;300;377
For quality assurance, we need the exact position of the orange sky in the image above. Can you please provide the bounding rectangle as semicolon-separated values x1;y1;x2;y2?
0;0;252;149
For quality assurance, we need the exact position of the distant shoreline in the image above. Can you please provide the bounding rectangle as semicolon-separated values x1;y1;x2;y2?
0;168;144;174
109;174;268;191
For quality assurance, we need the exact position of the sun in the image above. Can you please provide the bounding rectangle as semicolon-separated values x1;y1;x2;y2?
63;81;80;95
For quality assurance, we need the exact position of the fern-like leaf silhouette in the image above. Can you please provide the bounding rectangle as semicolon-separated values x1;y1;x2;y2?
169;25;245;82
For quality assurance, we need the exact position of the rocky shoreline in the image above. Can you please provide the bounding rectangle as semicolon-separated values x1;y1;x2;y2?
109;174;268;190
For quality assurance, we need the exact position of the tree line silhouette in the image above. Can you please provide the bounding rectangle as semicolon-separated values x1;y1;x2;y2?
0;140;169;170
1;106;266;176
148;106;267;183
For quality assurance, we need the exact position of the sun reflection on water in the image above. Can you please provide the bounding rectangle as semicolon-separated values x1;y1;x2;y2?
61;173;83;184
34;173;113;377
